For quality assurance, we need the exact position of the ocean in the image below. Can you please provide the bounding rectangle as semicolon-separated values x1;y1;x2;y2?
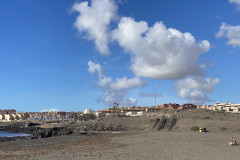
0;131;31;137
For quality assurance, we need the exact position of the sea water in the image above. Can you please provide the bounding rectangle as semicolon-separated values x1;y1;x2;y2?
0;131;31;137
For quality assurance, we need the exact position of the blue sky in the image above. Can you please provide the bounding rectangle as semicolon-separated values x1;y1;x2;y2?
0;0;240;112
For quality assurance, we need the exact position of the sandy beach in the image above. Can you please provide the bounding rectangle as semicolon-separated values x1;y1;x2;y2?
1;130;240;160
1;110;240;160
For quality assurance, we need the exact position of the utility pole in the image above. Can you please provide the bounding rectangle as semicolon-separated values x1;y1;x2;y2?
113;103;119;113
155;85;156;106
154;83;158;106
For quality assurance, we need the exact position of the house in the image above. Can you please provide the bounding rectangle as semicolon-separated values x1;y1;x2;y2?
178;104;197;110
0;109;16;114
94;109;112;117
3;114;10;121
125;111;144;117
156;103;180;110
121;108;145;117
168;103;180;110
197;105;212;109
83;108;94;114
211;102;240;113
146;107;162;112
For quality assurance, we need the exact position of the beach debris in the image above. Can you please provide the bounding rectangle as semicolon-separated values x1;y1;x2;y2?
229;137;237;146
199;128;207;132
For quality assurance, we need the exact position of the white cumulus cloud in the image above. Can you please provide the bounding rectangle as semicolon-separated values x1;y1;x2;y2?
174;76;220;104
88;61;104;78
73;1;219;105
112;17;210;79
88;61;146;106
110;77;146;90
230;0;240;3
72;0;117;55
216;23;240;47
229;0;240;9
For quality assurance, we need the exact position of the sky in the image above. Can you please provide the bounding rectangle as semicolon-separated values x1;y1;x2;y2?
0;0;240;112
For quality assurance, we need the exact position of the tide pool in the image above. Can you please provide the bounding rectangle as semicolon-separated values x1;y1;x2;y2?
0;131;31;137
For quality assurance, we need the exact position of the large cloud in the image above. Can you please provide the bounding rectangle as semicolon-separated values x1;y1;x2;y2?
229;0;240;4
73;1;219;105
88;61;146;106
112;17;210;79
110;77;146;90
174;76;220;104
216;23;240;47
72;0;117;55
229;0;240;9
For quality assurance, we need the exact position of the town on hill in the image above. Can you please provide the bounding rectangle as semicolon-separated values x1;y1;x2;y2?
1;102;240;122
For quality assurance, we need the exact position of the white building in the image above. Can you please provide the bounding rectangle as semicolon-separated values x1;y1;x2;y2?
210;102;240;113
125;111;144;117
83;108;94;114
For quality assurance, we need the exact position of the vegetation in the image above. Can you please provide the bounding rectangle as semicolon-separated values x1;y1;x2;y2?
190;126;199;131
219;126;227;130
78;113;96;121
9;115;15;121
216;110;225;114
15;115;20;120
64;124;70;128
68;113;96;121
22;113;30;120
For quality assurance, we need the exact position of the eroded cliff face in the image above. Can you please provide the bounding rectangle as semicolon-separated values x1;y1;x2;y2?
1;109;240;142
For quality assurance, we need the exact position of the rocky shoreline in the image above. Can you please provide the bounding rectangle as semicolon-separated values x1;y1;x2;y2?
0;122;72;141
0;119;125;142
1;109;240;143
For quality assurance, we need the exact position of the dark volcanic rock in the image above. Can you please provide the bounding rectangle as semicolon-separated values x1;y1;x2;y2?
26;122;41;127
0;124;35;134
0;122;76;141
89;122;124;131
31;127;74;139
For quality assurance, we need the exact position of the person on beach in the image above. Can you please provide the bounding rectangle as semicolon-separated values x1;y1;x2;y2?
229;137;237;146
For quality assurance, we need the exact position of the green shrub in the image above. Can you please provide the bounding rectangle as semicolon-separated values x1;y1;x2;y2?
64;124;70;128
219;126;227;130
236;128;240;132
190;126;199;131
216;110;225;114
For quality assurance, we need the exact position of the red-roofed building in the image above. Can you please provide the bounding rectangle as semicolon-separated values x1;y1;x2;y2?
178;103;197;110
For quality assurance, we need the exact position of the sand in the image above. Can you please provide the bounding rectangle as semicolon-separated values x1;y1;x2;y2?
0;130;240;160
1;109;240;160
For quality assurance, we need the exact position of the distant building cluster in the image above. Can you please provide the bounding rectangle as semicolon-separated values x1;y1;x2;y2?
0;108;95;122
197;102;240;113
0;109;22;122
95;103;197;117
95;102;240;117
1;101;240;122
27;111;70;121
